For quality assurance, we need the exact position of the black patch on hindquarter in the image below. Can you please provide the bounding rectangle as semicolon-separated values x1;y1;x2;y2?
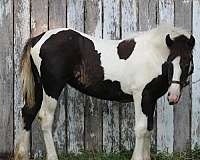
22;56;43;131
39;30;133;102
142;62;173;131
117;39;136;60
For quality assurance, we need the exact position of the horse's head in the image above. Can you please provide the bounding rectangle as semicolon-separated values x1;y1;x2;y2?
165;34;195;105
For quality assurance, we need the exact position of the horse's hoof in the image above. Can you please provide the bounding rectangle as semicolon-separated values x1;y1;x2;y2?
143;157;151;160
14;152;29;160
14;144;29;160
143;153;151;160
131;155;143;160
46;154;59;160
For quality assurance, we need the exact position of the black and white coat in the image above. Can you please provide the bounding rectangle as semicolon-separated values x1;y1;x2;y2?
15;25;195;160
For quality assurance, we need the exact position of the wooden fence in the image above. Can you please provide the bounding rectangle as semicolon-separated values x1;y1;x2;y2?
0;0;200;158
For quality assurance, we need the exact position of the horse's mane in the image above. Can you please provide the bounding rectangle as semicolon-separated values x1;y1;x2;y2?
125;24;190;41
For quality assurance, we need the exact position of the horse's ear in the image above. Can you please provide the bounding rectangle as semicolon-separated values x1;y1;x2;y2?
188;35;195;49
166;34;173;48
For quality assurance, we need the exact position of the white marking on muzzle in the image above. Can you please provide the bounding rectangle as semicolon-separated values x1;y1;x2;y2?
167;56;181;104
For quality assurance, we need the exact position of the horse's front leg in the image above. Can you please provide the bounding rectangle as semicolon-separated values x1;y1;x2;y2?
143;131;151;160
131;92;148;160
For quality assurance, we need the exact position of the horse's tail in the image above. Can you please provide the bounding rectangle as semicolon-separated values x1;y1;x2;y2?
20;38;35;108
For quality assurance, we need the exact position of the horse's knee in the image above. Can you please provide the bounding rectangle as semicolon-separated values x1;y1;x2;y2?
38;110;53;132
38;99;57;132
135;119;148;138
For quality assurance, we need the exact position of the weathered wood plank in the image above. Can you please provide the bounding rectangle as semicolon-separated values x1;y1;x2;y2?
66;0;85;153
49;0;66;29
138;0;158;145
85;0;102;37
120;0;137;150
157;0;174;153
103;0;120;40
48;0;67;153
0;0;13;156
84;0;103;152
138;0;157;31
31;0;48;158
174;0;192;152
13;0;31;153
121;0;138;37
103;0;120;152
192;0;200;149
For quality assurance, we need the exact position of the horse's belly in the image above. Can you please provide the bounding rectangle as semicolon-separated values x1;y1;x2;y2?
68;78;133;103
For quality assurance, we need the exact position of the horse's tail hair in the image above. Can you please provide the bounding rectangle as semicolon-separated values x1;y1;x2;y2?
20;38;35;108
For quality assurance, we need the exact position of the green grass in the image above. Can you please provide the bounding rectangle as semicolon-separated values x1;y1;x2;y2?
36;147;200;160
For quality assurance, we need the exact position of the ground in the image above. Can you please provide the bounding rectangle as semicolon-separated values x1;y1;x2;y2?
35;147;200;160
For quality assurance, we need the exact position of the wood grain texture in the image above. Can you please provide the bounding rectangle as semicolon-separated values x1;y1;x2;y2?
48;0;67;153
13;0;31;152
84;0;103;152
138;0;157;31
49;0;66;29
31;0;48;158
66;0;85;153
85;0;102;37
192;0;200;149
157;0;174;153
103;0;120;40
138;0;158;145
174;0;192;152
102;0;120;152
120;0;137;150
0;0;13;155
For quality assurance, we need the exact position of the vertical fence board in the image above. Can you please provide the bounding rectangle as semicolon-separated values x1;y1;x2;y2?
66;0;85;153
14;0;30;152
49;0;67;153
192;0;200;149
157;0;174;153
103;0;120;152
174;0;192;152
0;0;13;156
31;0;48;158
120;0;137;150
138;0;158;145
138;0;157;31
84;0;103;151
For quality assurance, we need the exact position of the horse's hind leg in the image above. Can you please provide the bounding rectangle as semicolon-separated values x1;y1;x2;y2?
15;104;40;160
38;92;58;160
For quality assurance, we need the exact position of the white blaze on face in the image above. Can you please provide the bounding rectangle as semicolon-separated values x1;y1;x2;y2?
167;56;181;104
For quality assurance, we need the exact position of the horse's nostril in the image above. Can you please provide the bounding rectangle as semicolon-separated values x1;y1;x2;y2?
168;92;170;97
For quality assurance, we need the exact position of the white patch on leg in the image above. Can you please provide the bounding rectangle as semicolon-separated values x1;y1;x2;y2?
143;131;151;160
15;130;30;160
38;92;58;160
131;92;148;160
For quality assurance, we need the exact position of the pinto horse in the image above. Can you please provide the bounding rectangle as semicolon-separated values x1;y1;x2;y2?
15;25;195;160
